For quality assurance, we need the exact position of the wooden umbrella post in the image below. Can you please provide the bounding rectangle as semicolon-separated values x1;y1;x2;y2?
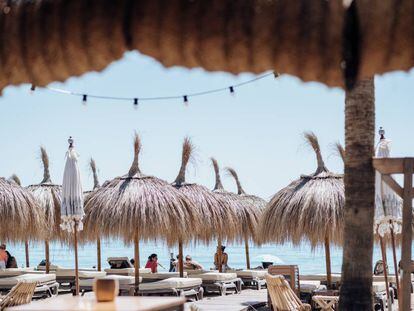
74;221;80;296
178;240;184;278
244;235;251;270
45;240;50;274
97;237;101;272
389;226;400;297
379;236;391;308
134;230;140;295
25;241;30;267
324;235;332;289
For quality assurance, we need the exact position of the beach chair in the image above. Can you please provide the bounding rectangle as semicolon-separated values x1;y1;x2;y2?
78;275;140;296
230;269;267;290
188;271;242;296
0;274;58;300
266;274;311;311
53;269;106;290
268;265;300;296
0;282;37;310
0;268;44;279
105;268;151;276
141;272;188;282
138;277;203;301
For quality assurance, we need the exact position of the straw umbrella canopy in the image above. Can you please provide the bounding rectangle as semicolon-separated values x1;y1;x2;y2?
225;167;266;269
210;158;246;272
260;132;344;288
83;134;194;292
171;138;239;276
27;147;62;273
0;175;44;246
83;158;102;271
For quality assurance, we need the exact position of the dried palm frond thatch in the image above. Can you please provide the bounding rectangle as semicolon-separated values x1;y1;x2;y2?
0;177;45;242
172;138;239;242
83;133;195;244
84;133;195;290
225;167;266;269
260;132;344;287
27;147;62;239
334;142;346;163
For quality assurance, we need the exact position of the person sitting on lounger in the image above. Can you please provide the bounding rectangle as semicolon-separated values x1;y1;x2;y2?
145;254;159;273
214;246;230;271
0;244;7;269
184;255;203;270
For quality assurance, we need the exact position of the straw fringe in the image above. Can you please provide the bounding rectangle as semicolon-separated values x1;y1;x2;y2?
211;158;224;191
304;132;328;174
173;137;194;186
127;133;142;177
90;158;100;190
40;147;51;184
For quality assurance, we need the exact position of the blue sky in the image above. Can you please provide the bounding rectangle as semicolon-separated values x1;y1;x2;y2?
1;51;413;200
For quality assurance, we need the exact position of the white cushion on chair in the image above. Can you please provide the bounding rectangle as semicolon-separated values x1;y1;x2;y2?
189;272;237;281
0;273;56;286
141;272;187;280
139;277;201;290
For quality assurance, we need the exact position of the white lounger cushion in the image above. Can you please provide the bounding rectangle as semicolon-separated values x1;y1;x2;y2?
141;272;187;280
235;270;267;279
301;274;397;284
190;272;237;281
300;280;326;293
0;268;45;277
139;277;202;291
79;275;140;287
0;273;56;286
55;269;106;278
104;268;151;275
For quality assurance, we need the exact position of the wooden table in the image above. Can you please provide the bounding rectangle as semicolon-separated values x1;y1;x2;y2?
6;294;186;311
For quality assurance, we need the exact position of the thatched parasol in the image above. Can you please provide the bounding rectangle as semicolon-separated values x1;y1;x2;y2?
260;132;344;288
27;147;62;273
83;158;102;271
225;167;266;269
84;134;194;292
172;138;238;276
210;158;247;272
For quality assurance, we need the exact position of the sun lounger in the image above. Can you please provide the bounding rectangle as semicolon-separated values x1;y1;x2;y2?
53;269;106;291
104;268;151;276
78;275;140;296
141;272;188;282
299;280;327;294
0;282;37;310
0;274;58;299
301;273;397;285
228;269;267;290
189;272;242;296
0;268;44;278
138;277;203;301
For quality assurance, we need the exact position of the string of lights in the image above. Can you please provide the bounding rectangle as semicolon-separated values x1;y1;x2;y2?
30;71;279;107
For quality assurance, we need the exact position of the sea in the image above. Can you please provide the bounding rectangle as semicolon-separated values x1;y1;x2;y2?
5;240;402;275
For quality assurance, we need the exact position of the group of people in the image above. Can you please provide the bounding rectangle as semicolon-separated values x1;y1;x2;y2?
0;244;17;269
144;245;230;273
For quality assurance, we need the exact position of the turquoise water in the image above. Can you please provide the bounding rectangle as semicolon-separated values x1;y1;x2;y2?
5;240;401;275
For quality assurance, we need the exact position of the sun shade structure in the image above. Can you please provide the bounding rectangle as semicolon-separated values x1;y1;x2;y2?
260;132;344;288
60;137;84;296
83;158;102;271
84;133;193;292
0;175;44;243
1;1;414;91
226;167;266;269
171;138;238;276
27;147;62;274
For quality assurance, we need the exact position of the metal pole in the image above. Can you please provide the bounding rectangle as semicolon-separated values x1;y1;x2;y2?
74;222;79;296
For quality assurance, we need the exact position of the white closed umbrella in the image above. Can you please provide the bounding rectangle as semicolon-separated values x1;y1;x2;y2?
60;136;84;296
374;127;402;310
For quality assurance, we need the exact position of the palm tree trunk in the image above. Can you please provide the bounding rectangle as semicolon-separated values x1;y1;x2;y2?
339;77;375;310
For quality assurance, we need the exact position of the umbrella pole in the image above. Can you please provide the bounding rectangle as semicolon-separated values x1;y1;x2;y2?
217;236;222;273
324;235;332;289
379;236;391;309
45;240;50;274
178;240;184;278
390;226;400;297
134;230;140;295
25;241;30;267
74;222;80;296
97;237;101;272
244;235;250;270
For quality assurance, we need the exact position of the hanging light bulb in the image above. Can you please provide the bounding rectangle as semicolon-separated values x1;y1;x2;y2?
273;71;280;78
183;95;188;106
229;86;235;96
82;94;87;105
133;98;138;109
30;84;36;94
